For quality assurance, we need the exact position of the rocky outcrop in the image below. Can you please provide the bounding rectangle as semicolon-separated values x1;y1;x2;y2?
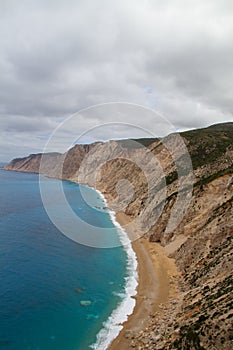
4;122;233;349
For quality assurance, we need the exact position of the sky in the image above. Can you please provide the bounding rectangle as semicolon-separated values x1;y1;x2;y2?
0;0;233;161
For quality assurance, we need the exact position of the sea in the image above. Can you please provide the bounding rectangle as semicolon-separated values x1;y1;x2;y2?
0;168;138;350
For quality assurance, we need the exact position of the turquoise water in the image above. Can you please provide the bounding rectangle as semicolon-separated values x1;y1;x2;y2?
0;169;134;350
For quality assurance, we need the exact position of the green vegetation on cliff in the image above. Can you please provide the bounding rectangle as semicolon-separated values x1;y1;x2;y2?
182;122;233;169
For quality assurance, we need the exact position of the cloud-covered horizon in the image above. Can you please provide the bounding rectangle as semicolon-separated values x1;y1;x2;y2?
0;0;233;161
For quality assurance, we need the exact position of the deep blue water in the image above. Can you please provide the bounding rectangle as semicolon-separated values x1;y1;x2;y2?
0;169;128;350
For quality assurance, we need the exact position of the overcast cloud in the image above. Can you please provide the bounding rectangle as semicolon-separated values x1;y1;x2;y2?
0;0;233;161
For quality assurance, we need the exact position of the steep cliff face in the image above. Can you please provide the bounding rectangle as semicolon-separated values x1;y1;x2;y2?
4;144;99;179
4;152;61;174
4;122;233;349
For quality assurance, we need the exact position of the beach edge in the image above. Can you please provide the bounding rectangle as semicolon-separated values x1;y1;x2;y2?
108;212;180;350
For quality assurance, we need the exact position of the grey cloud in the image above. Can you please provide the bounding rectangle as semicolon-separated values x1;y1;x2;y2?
0;115;58;133
0;0;233;161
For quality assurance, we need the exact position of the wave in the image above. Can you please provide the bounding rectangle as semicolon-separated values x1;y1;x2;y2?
90;190;138;350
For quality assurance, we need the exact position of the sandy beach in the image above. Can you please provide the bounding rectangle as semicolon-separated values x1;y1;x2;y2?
108;212;180;350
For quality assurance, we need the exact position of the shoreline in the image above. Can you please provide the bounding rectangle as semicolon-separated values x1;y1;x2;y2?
89;189;139;350
108;212;180;350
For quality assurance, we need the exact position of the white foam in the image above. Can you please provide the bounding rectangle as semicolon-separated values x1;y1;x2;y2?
90;190;138;350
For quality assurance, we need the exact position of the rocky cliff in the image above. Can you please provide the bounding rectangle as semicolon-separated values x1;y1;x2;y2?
4;122;233;349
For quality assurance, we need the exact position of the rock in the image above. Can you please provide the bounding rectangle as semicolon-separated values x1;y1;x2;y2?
154;335;161;341
80;300;92;306
124;330;133;339
75;287;85;294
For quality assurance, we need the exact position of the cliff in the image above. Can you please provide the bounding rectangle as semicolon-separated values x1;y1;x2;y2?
4;122;233;349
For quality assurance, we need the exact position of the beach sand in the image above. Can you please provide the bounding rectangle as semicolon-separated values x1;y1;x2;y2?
108;212;179;350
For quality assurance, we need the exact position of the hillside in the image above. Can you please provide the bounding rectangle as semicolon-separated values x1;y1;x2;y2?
4;122;233;349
